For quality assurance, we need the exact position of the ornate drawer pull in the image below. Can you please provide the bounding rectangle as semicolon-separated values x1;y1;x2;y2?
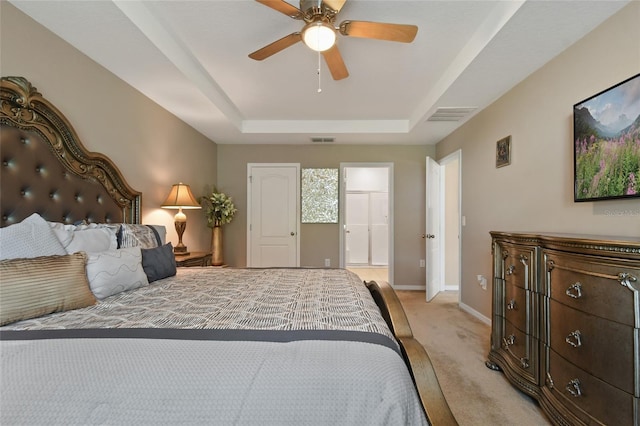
506;299;516;310
506;265;516;276
503;335;515;347
565;282;583;299
546;373;555;389
547;260;555;272
565;330;582;348
566;379;582;397
502;335;529;369
618;272;637;289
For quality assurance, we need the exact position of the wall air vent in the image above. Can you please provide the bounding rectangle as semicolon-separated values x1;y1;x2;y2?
427;107;477;122
311;137;335;143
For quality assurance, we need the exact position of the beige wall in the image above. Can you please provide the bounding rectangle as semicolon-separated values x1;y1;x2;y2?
1;3;218;252
217;144;435;286
436;2;640;319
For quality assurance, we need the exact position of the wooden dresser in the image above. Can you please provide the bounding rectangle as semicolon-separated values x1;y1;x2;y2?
487;232;640;426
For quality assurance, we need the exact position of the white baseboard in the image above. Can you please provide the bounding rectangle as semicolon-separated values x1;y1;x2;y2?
392;285;425;291
459;301;491;325
393;285;459;291
386;287;492;327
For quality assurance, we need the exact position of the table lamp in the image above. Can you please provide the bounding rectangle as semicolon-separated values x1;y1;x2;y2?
161;182;201;255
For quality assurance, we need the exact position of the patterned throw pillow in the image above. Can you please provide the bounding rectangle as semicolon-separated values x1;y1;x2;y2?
118;224;161;249
85;247;149;300
141;243;177;283
0;253;96;326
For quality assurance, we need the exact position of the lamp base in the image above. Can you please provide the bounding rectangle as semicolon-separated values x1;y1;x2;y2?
173;218;189;256
174;244;189;256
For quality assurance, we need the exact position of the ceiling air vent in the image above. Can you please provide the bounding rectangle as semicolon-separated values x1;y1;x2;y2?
427;107;477;122
311;137;335;143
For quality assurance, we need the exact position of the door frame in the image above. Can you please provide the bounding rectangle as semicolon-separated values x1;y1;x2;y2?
440;150;462;295
246;163;301;267
339;162;394;285
425;156;442;302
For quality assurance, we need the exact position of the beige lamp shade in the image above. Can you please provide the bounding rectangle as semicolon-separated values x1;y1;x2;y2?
161;183;201;210
161;183;201;255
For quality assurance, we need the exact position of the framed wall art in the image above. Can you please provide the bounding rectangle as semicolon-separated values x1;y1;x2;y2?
496;136;511;168
301;168;339;223
574;73;640;202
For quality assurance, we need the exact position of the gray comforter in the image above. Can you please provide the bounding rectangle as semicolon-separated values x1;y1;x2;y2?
1;268;428;425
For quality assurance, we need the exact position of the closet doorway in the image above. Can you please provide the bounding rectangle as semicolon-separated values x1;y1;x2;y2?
340;163;393;285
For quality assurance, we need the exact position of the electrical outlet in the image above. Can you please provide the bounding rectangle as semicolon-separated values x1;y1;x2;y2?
477;275;487;290
419;259;425;267
325;258;330;267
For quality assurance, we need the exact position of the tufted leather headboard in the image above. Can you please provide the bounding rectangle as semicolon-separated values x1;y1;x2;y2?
0;77;141;227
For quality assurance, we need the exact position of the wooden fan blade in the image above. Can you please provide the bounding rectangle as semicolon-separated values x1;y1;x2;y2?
339;20;418;43
249;33;302;60
322;45;349;80
323;0;347;13
255;0;303;19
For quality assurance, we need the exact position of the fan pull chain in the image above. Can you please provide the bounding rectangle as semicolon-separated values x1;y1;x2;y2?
317;50;322;93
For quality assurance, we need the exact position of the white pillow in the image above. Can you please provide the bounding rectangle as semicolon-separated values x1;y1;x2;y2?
85;247;149;300
48;222;76;248
66;228;118;254
0;214;67;260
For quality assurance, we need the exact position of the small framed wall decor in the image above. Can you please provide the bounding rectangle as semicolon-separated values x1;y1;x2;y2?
496;135;511;168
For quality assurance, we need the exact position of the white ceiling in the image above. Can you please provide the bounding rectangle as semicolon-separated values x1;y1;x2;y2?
10;0;629;145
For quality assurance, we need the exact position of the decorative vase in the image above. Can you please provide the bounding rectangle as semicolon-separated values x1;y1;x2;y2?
211;225;224;266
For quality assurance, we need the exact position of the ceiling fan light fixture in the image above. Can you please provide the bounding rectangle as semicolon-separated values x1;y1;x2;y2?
302;21;336;52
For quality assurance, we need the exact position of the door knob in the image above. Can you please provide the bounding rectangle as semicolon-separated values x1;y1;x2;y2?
426;234;435;239
290;232;295;236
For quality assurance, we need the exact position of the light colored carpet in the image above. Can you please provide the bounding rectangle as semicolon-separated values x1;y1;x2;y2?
396;290;551;426
347;267;388;283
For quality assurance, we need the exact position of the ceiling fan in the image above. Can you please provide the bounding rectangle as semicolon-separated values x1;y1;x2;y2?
249;0;418;80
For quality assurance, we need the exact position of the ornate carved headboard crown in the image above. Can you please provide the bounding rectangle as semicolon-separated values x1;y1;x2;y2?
0;77;141;226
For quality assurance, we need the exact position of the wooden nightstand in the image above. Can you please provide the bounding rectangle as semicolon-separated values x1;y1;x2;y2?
175;251;212;267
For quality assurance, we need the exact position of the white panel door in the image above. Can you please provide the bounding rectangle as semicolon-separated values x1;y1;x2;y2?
426;157;443;302
248;164;299;267
345;192;369;264
370;192;388;266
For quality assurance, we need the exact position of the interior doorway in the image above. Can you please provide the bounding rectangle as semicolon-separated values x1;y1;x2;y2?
340;163;393;285
246;163;300;267
441;152;461;292
425;151;461;301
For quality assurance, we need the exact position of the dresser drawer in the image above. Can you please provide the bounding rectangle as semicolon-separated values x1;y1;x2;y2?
544;250;638;326
498;243;537;291
498;316;539;384
503;282;529;334
545;348;634;426
549;299;635;395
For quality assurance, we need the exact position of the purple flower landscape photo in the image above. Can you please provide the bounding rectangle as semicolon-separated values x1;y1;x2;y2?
574;73;640;201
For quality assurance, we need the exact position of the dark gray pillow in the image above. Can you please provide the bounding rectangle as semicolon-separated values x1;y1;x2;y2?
141;243;176;283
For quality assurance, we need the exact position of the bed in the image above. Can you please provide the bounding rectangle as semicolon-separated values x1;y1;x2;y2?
0;76;456;425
